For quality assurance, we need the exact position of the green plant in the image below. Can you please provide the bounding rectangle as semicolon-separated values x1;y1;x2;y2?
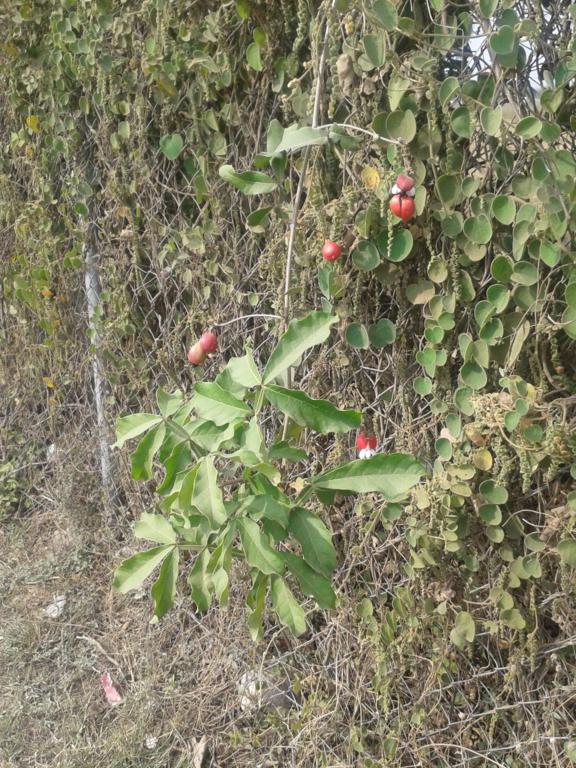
113;310;423;637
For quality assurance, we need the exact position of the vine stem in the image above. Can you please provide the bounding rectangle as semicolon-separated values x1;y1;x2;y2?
281;1;335;440
282;0;335;329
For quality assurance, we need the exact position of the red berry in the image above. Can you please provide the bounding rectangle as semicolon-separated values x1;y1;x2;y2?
356;433;367;450
322;240;341;262
367;436;377;450
199;331;217;354
395;173;415;193
187;342;206;365
389;194;415;224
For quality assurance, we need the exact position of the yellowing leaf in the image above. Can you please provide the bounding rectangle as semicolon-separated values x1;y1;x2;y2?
361;166;380;190
473;449;493;471
26;115;39;133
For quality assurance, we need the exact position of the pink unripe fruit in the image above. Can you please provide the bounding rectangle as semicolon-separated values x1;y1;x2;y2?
395;173;415;193
187;342;207;365
199;331;217;354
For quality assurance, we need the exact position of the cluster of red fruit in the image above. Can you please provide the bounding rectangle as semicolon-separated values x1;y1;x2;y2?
187;331;217;365
389;173;415;224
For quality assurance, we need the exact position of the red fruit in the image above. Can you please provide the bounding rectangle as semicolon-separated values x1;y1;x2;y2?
356;433;368;450
389;194;415;224
395;173;415;193
199;331;217;354
367;436;377;450
187;342;206;365
322;240;341;262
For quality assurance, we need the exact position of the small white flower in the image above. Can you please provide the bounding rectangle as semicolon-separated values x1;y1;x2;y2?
145;735;158;750
407;187;416;197
391;183;401;195
358;448;375;459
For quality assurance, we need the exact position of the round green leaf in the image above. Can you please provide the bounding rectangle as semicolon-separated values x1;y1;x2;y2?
160;133;184;161
414;376;433;396
439;76;459;107
460;361;487;390
352;240;380;271
486;525;505;543
486;285;510;313
386;110;417;142
436;175;461;207
406;279;435;305
557;539;576;567
492;195;516;225
369;319;396;347
511;261;538;286
464;214;493;244
562;306;576;339
480;479;509;505
504;411;520;431
480;105;503;136
441;212;463;237
425;326;445;344
491;254;514;283
428;259;448;284
346;323;370;349
522;424;543;443
515;116;542;139
479;504;502;525
451;107;471;138
376;228;414;263
479;317;504;343
489;25;515;55
454;386;474;415
435;437;452;461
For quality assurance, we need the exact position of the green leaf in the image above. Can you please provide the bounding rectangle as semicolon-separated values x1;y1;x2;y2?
515;116;542;139
388;72;411;111
312;453;424;500
406;279;435;305
134;513;177;544
369;319;396;347
492;195;516;225
159;133;184;161
439;76;459;107
376;228;414;262
386;109;416;141
192;382;251;425
463;215;492;244
489;25;515;55
500;607;526;630
346;322;370;349
352;240;380;271
454;386;474;415
264;385;361;434
113;545;173;593
557;539;576;567
246;494;290;529
281;552;336;609
363;33;386;67
491;254;514;283
113;413;163;449
263;312;337;384
151;547;179;618
480;105;502;136
246;42;262;71
480;479;508;505
270;575;306;635
370;0;398;30
289;507;336;577
238;517;284;574
261;124;330;156
461;360;487;390
219;164;277;195
191;456;227;527
414;376;433;396
479;504;502;525
450;611;476;648
511;261;538;286
268;441;307;462
436;174;461;207
130;424;166;480
451;107;471;138
216;351;262;395
188;549;212;612
156;388;184;418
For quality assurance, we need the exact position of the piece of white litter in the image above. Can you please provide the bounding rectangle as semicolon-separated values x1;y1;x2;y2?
42;595;66;618
144;735;158;750
100;671;123;706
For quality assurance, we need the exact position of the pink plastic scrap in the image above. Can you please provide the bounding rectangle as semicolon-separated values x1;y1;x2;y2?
100;671;123;705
